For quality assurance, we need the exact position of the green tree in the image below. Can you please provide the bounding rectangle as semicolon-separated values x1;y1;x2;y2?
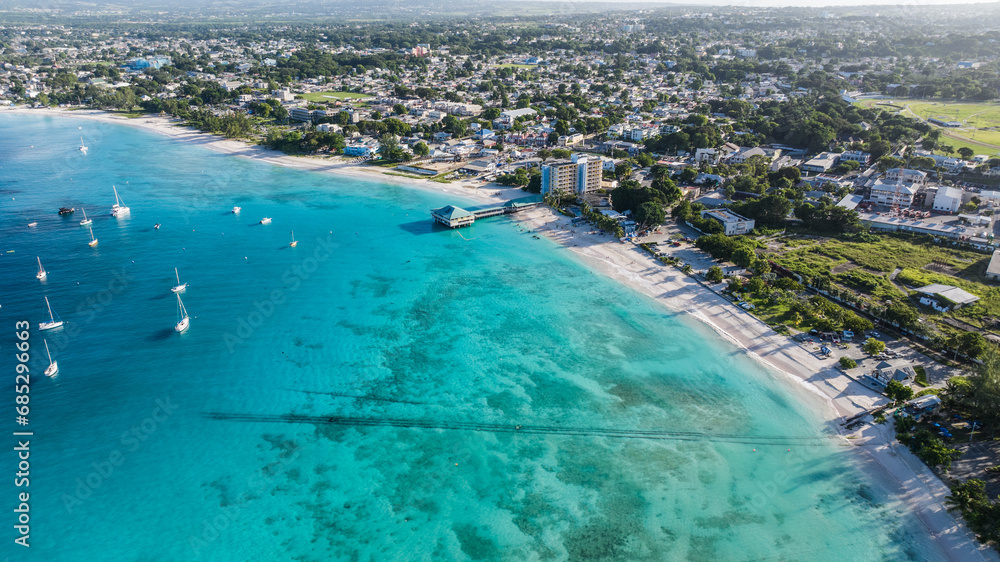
958;147;975;161
839;357;857;369
885;380;914;403
635;201;665;228
863;337;886;356
967;347;1000;433
706;266;724;283
412;142;429;157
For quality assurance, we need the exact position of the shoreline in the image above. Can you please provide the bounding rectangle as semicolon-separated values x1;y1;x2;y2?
0;106;525;208
4;106;993;560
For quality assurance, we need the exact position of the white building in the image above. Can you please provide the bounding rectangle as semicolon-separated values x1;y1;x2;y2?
540;154;602;196
699;209;755;236
495;108;537;130
884;168;927;187
869;179;916;207
932;185;962;213
801;152;839;174
839;150;871;165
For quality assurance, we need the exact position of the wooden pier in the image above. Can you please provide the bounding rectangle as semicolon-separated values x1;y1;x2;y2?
431;197;542;229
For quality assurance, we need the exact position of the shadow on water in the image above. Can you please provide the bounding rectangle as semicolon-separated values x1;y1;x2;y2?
146;328;176;342
398;220;436;236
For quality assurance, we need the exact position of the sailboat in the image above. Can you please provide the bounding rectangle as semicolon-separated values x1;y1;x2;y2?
171;267;188;293
43;340;58;377
259;217;272;225
79;207;92;226
174;293;190;333
87;227;98;247
39;296;64;331
232;206;241;214
79;136;88;155
289;230;298;247
36;257;47;281
111;185;130;217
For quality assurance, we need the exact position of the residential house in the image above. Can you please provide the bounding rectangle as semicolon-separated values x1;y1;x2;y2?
699;209;755;235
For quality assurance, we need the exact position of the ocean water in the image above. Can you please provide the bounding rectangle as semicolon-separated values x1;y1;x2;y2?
0;113;939;561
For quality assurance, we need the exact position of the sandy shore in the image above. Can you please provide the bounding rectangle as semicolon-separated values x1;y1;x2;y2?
514;206;995;561
4;106;994;560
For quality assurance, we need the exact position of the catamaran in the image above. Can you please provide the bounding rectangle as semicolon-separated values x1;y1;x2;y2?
39;296;64;331
259;217;272;225
79;136;88;155
289;230;298;247
36;257;47;281
87;226;98;247
174;293;190;333
171;267;188;293
111;185;130;218
79;207;92;226
43;340;58;377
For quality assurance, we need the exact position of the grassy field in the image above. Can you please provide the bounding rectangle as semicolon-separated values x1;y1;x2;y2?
298;91;371;102
857;98;1000;155
497;63;539;69
773;233;1000;327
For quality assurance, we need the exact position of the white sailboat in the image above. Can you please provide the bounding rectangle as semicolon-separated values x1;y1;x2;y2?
171;267;188;293
39;296;64;331
259;217;272;225
79;136;88;155
87;226;98;247
36;257;47;281
289;230;298;247
174;293;190;333
111;185;130;217
232;206;241;214
43;340;58;377
79;207;92;226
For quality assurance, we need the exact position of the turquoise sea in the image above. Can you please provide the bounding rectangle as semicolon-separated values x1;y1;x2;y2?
0;113;940;560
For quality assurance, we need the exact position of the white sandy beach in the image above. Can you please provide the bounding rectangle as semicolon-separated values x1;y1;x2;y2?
4;105;994;560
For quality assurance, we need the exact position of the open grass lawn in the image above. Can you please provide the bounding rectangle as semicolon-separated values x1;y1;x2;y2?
904;101;1000;126
776;235;988;276
298;91;371;102
775;233;1000;328
497;63;539;69
856;99;1000;154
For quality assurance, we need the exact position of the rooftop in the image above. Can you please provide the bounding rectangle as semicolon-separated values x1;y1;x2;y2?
915;284;980;305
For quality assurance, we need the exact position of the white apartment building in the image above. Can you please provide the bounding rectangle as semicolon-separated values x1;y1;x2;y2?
700;209;755;235
540;154;602;196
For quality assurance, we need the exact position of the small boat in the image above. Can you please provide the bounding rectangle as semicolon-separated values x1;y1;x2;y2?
232;206;241;214
43;340;58;377
111;185;130;218
87;226;98;247
27;222;37;227
289;230;298;247
39;296;64;331
154;223;161;230
174;293;190;333
58;207;75;215
36;257;47;281
260;217;272;225
79;208;92;226
79;136;88;155
171;267;188;293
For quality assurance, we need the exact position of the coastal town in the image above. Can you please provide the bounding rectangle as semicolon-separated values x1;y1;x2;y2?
4;1;1000;557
